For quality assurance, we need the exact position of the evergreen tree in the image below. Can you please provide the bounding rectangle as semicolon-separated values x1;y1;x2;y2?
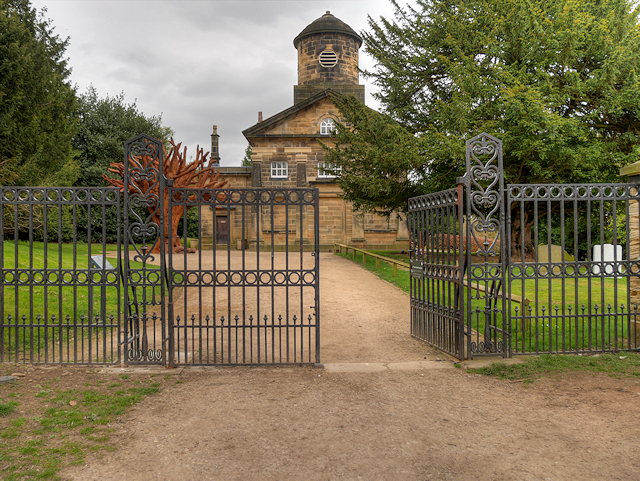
324;0;640;215
0;0;78;186
241;144;252;167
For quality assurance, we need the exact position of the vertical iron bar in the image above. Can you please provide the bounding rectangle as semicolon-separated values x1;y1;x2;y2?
599;195;606;351
613;197;618;351
586;195;593;350
560;198;566;352
626;188;632;350
520;197;527;354
546;194;551;353
28;195;34;363
43;198;48;363
314;189;321;364
457;183;465;359
573;195;579;352
213;192;219;363
0;195;5;363
167;188;174;366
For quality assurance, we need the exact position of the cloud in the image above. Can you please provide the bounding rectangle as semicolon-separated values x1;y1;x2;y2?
32;0;402;165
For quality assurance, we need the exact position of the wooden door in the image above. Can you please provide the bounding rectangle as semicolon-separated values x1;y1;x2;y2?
216;216;229;245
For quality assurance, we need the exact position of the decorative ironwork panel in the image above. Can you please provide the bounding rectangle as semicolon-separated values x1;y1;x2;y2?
464;133;508;358
122;135;166;364
507;183;640;354
167;187;320;366
0;187;121;364
408;186;465;360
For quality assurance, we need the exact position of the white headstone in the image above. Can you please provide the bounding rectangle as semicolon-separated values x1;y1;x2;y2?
592;244;623;276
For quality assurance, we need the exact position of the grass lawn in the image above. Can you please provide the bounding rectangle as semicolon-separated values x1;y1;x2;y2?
363;249;629;308
1;241;159;363
469;352;640;383
0;368;173;479
336;250;410;293
337;249;638;353
2;241;121;316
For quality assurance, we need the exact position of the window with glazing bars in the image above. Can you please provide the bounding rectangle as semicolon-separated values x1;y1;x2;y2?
317;161;341;178
320;118;337;136
270;161;288;178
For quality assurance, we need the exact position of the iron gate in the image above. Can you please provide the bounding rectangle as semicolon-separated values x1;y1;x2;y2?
408;187;465;359
0;186;122;364
409;133;640;359
506;182;640;355
166;186;320;366
0;134;320;366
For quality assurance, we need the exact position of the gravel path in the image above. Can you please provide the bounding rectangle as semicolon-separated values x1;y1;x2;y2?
60;253;640;480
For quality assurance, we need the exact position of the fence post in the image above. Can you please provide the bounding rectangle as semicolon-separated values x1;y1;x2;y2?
620;162;640;347
122;134;167;366
464;133;507;358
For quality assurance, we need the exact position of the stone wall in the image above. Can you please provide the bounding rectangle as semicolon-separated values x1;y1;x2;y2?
256;97;342;139
200;167;252;249
294;30;364;104
620;162;640;343
243;99;408;251
251;98;342;191
296;33;360;86
294;84;364;105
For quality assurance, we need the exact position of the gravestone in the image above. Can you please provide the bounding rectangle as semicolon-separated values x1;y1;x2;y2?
592;244;623;276
537;244;574;275
90;255;115;270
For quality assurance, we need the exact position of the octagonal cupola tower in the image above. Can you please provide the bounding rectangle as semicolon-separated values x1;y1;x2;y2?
293;11;365;104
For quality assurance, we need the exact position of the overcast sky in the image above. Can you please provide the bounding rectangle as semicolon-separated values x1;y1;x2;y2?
30;0;409;166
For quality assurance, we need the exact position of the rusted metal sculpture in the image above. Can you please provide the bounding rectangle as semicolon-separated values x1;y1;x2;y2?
104;138;227;253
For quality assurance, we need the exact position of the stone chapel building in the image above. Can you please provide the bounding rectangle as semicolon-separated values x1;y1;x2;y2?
202;12;409;251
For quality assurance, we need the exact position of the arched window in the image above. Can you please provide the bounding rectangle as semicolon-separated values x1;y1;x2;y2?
320;118;337;136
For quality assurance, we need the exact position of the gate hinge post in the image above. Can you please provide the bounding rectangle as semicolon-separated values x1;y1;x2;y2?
167;300;174;368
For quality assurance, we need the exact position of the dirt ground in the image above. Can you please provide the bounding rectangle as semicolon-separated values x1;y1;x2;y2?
7;253;640;480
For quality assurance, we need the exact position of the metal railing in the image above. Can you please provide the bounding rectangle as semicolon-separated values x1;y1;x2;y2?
335;243;530;307
334;243;408;277
0;134;322;366
408;133;640;359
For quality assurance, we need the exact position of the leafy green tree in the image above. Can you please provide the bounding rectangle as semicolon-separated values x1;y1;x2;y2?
324;0;640;216
0;0;79;186
241;144;252;167
74;86;173;187
70;86;172;243
323;95;426;214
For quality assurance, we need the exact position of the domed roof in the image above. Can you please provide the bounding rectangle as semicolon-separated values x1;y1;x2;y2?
293;11;362;48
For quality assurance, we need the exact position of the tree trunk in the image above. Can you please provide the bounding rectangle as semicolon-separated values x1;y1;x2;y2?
510;208;534;260
148;203;194;254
